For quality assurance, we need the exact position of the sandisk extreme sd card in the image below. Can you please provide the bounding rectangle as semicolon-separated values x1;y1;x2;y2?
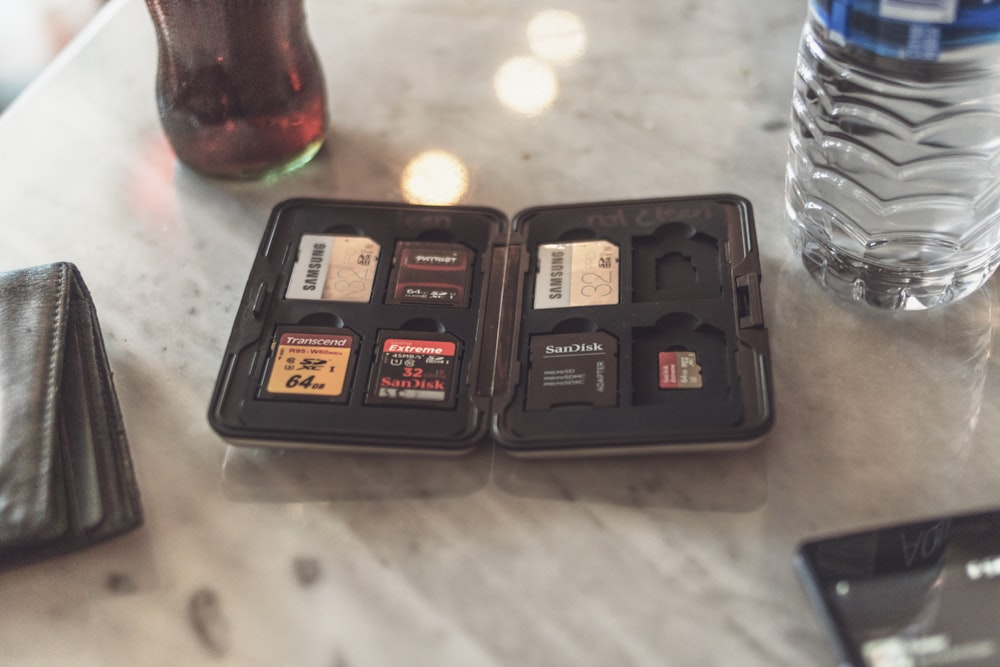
365;331;462;409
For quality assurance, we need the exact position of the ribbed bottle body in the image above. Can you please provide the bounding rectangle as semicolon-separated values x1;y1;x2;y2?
786;1;1000;309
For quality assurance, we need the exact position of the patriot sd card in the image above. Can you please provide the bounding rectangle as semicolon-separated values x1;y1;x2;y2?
261;327;359;402
285;233;381;303
365;331;462;408
386;241;474;307
526;331;618;410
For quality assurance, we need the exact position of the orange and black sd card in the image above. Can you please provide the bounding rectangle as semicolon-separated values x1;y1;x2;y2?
261;326;359;402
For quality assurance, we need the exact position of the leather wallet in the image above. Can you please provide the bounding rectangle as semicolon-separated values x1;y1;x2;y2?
0;262;142;566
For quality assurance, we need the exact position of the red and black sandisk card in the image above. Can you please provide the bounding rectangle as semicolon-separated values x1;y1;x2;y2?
365;331;462;409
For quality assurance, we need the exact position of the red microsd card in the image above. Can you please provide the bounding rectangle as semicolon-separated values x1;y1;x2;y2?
386;241;473;307
365;333;461;408
658;351;703;389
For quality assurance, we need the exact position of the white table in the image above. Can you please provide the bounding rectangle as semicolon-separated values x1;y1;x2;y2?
2;1;999;664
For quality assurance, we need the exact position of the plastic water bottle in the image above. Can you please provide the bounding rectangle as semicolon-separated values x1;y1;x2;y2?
786;0;1000;310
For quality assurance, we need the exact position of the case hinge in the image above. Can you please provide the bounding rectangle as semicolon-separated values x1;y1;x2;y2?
736;273;763;328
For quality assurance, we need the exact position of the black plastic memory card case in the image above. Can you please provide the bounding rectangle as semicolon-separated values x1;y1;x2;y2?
209;196;773;458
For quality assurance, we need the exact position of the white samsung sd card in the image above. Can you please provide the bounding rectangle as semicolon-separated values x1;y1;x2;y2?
285;234;381;302
534;240;619;309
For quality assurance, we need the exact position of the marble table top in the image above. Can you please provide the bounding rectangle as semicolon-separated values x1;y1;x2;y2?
1;0;999;665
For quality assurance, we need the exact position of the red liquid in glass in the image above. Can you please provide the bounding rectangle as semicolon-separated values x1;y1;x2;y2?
146;0;328;178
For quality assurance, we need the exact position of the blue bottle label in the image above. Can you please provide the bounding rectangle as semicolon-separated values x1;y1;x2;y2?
814;0;1000;60
879;0;957;25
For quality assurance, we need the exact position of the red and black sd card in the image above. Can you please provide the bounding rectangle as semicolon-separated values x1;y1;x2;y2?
386;241;474;307
526;331;618;410
365;331;462;409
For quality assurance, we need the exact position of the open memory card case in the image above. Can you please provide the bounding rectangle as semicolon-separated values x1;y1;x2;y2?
209;196;774;458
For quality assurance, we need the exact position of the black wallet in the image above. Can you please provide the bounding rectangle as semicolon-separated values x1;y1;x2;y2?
0;262;142;566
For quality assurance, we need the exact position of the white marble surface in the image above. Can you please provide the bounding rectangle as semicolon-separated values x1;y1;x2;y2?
1;0;999;665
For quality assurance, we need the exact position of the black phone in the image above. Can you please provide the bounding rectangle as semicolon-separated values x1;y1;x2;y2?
796;509;1000;667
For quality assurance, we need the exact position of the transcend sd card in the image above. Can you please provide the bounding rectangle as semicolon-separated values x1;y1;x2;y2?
285;233;380;303
534;240;619;309
261;327;359;402
386;241;474;307
365;331;462;408
658;351;703;389
526;331;618;410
